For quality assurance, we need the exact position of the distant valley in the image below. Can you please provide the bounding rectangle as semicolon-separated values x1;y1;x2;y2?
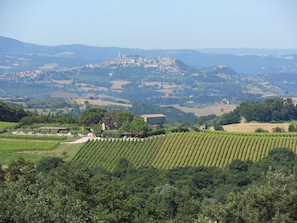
1;36;297;109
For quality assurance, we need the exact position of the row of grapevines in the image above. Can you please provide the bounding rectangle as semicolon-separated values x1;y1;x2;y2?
72;131;297;170
72;138;163;171
151;131;297;169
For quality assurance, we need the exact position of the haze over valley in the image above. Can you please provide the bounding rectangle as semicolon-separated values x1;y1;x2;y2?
1;36;297;114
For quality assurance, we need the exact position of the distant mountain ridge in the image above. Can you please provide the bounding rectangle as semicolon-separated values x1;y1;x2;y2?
1;36;297;75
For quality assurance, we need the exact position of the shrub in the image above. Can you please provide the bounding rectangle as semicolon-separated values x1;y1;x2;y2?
272;127;285;132
255;128;268;133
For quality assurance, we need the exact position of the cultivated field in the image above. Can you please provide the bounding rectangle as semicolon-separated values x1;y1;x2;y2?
223;122;291;133
111;80;130;89
72;131;297;171
75;98;132;107
0;135;65;164
172;104;237;116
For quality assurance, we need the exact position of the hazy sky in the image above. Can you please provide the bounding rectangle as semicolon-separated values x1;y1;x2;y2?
0;0;296;49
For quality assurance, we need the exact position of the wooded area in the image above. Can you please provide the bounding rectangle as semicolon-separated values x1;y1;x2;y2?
1;148;297;222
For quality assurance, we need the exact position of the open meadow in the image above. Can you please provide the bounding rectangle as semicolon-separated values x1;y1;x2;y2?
0;121;18;129
0;134;76;164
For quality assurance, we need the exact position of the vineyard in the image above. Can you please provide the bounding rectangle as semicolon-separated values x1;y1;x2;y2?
72;131;297;171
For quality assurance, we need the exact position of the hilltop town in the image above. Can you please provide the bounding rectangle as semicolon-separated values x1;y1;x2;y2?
88;53;184;74
0;55;185;82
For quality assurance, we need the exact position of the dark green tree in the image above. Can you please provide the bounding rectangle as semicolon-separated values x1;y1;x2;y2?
272;126;285;132
129;116;148;136
219;110;240;125
154;184;178;221
0;164;5;184
5;157;36;183
116;111;134;129
0;100;32;122
203;171;297;223
79;107;106;126
46;162;93;196
288;122;297;132
102;110;117;130
36;156;64;175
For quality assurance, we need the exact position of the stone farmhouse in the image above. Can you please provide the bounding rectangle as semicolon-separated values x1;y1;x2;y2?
141;114;166;127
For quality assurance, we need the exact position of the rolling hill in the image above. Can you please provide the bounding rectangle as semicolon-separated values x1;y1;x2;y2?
0;53;292;106
1;36;297;74
1;36;297;108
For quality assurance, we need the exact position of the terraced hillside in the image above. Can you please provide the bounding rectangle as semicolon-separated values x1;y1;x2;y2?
72;131;297;171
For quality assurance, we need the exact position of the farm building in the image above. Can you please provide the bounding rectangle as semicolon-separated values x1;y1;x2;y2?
141;114;165;127
38;127;70;134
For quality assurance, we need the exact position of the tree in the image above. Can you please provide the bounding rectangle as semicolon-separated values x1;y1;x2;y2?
266;147;297;169
102;110;117;130
288;122;297;132
129;116;148;136
227;160;253;187
5;157;36;183
0;100;32;122
213;124;224;131
219;110;240;125
154;184;178;220
116;111;133;129
92;178;132;223
273;126;285;132
36;157;64;175
46;162;93;195
228;159;253;173
235;98;297;123
79;108;106;126
255;128;268;132
0;165;5;184
114;157;134;178
203;171;297;223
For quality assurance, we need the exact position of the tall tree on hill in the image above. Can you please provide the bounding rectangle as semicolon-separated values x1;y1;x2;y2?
79;107;106;126
0;100;31;122
115;111;134;129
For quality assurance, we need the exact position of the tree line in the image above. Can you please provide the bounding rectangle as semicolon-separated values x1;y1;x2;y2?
197;98;297;129
236;98;297;122
0;100;32;122
1;147;297;222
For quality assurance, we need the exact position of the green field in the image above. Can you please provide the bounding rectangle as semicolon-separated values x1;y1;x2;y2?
0;138;59;151
72;131;297;171
0;121;18;128
0;137;61;164
0;134;67;140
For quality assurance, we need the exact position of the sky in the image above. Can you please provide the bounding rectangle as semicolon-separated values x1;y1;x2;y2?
0;0;296;49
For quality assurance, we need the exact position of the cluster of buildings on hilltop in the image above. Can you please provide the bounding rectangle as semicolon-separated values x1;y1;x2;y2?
87;53;182;74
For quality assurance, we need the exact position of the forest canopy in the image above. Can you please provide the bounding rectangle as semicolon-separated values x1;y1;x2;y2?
1;147;297;222
235;98;297;122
